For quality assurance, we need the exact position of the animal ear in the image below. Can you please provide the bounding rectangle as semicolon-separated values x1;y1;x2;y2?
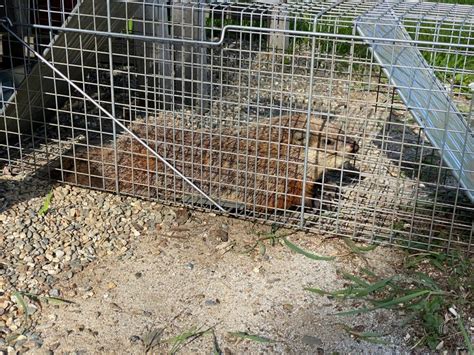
290;128;306;145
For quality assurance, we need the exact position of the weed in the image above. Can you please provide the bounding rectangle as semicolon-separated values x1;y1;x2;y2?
7;291;73;347
339;324;389;345
306;253;473;351
283;237;335;261
245;225;294;254
212;329;222;355
38;190;53;216
143;328;164;352
457;315;474;354
228;331;274;343
12;291;30;324
17;291;74;306
248;224;334;260
343;238;377;254
165;326;213;354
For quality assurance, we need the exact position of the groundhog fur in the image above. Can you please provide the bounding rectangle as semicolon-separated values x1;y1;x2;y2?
55;113;359;212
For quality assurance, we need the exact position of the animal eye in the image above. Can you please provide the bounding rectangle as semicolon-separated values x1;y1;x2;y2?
326;138;334;145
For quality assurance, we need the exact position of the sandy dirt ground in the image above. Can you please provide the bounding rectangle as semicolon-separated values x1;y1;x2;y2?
31;201;409;354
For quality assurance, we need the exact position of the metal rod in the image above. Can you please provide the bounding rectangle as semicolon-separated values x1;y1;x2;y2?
12;21;474;50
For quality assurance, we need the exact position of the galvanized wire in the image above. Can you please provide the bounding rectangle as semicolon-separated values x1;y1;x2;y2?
0;0;472;254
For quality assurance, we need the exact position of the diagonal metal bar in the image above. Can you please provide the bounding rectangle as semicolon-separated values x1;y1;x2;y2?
0;17;226;213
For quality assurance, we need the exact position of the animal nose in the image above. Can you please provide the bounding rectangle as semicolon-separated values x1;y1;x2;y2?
350;141;359;153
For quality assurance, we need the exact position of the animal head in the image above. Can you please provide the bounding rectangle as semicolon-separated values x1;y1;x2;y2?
289;114;359;172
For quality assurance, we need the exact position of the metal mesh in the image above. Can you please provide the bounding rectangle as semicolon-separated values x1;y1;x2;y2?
0;0;473;254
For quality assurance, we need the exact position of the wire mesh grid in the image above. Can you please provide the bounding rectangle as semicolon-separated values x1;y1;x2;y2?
0;0;472;254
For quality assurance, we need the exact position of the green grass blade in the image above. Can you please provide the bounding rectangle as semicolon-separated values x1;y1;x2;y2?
38;190;53;216
13;291;29;320
212;330;222;355
229;331;274;343
43;296;75;305
336;290;431;316
335;306;373;316
20;291;41;303
456;315;474;354
19;291;74;306
360;267;377;278
283;238;335;261
305;286;365;298
167;326;211;354
304;287;330;296
343;238;377;253
340;324;389;345
143;328;164;352
168;328;197;354
373;290;446;307
371;289;433;308
412;272;441;291
166;327;198;343
340;271;370;287
355;277;393;297
307;273;392;299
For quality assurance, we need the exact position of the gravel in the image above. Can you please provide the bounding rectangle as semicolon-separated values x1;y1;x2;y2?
0;174;186;352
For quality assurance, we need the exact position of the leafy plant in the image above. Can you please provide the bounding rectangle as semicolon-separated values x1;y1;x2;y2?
245;225;294;255
306;253;473;351
38;190;53;216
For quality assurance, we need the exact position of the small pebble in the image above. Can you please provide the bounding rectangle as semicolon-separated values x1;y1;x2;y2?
49;343;60;351
186;262;194;270
49;289;60;297
129;335;141;343
302;335;323;347
205;299;220;306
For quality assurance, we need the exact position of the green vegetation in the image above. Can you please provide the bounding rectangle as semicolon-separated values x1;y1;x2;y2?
207;6;473;91
244;223;297;255
205;15;264;41
436;0;473;4
340;324;388;345
228;331;275;343
166;326;213;354
283;236;335;261
403;17;474;92
306;252;473;351
250;224;472;351
38;189;53;216
6;291;74;347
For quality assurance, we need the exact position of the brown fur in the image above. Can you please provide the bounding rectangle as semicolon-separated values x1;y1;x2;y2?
57;114;359;211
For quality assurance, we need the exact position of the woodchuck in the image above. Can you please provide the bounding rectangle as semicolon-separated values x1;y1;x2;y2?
55;113;359;212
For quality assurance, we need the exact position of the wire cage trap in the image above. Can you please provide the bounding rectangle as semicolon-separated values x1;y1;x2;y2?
0;0;473;254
